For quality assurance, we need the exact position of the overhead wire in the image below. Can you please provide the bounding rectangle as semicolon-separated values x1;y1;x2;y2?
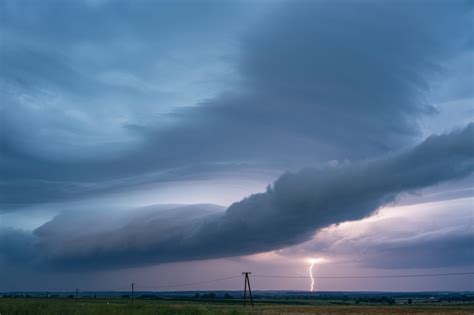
252;271;474;279
135;275;241;290
113;271;474;292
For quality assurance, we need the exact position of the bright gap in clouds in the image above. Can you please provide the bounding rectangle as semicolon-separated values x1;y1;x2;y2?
280;195;474;270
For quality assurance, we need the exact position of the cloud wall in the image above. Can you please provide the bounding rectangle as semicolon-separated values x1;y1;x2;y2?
2;124;471;270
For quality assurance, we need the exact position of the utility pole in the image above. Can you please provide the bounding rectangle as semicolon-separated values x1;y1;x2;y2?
75;288;79;302
131;283;135;304
242;272;254;307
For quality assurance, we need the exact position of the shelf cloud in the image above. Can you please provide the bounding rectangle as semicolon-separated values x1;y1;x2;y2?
1;0;470;208
1;0;472;291
2;124;472;270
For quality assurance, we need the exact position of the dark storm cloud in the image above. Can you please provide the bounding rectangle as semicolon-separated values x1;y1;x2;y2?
1;0;472;207
2;124;472;270
0;228;37;265
0;0;252;207
128;0;472;164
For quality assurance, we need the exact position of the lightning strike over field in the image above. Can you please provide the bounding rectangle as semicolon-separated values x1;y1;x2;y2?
306;258;328;292
309;259;316;292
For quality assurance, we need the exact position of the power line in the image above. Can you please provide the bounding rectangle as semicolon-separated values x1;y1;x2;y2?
253;271;474;279
109;271;473;293
37;272;472;294
136;275;241;290
242;272;254;307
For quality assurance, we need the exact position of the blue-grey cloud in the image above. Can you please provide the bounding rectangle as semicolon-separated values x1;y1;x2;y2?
2;124;472;270
1;0;471;208
363;233;474;269
280;196;474;269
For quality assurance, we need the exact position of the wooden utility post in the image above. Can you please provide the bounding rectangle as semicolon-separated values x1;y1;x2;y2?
75;289;79;302
242;272;254;307
131;283;135;303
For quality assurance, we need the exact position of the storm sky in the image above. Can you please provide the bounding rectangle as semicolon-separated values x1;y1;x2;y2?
1;0;473;292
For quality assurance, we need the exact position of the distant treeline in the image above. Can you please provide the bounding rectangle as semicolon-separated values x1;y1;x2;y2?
3;292;474;304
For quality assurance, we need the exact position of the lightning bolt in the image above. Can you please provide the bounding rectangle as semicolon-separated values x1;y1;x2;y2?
306;257;327;292
308;260;315;292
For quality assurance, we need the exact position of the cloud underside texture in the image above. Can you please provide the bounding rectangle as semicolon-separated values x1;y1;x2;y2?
11;124;470;270
1;0;470;206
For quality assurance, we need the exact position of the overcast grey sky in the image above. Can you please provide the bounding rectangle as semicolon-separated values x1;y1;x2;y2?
0;0;473;292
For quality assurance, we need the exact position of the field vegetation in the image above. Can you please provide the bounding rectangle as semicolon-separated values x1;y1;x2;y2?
1;298;473;315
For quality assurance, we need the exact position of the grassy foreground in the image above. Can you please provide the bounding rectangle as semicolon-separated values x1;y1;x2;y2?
0;298;473;315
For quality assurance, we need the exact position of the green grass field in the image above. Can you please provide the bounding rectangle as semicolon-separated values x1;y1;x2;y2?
1;298;473;315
